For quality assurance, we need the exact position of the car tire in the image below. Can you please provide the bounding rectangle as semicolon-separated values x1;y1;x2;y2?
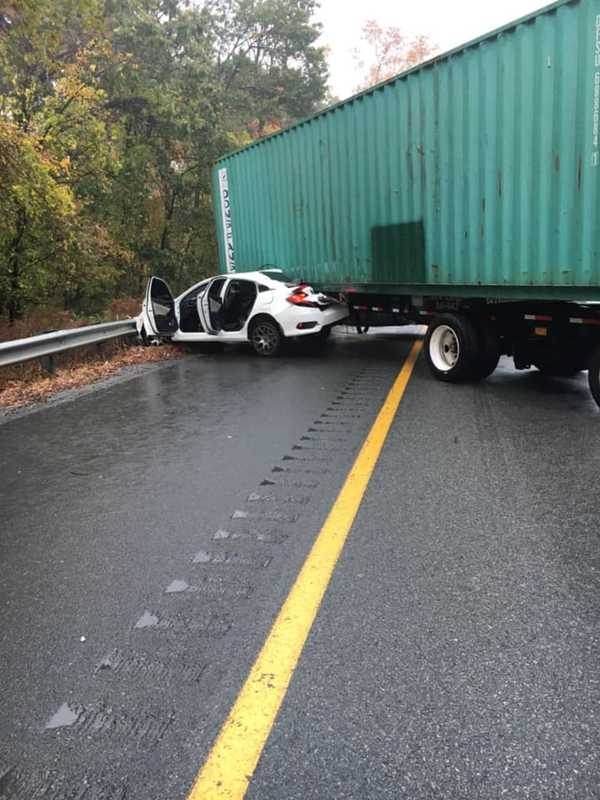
249;318;282;357
588;346;600;409
139;325;150;346
300;327;332;354
425;313;480;383
311;327;332;347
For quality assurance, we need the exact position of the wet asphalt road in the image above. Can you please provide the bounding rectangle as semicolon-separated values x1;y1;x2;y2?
1;329;599;799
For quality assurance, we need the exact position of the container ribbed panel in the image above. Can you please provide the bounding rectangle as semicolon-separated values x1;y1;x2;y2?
213;0;600;299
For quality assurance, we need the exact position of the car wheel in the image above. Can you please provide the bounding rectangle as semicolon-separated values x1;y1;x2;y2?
139;326;161;346
425;313;480;383
250;318;282;357
299;328;332;354
309;327;332;347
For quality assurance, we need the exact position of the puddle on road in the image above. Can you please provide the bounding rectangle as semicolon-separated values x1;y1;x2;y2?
165;579;189;593
134;611;159;629
45;702;81;729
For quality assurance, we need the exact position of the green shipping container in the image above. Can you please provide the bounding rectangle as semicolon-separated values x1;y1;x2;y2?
213;0;600;301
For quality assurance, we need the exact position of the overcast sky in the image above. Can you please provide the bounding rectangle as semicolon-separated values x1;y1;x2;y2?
315;0;549;99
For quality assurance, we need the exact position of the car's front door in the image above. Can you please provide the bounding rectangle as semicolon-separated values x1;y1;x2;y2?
142;276;178;337
198;277;227;334
177;281;209;333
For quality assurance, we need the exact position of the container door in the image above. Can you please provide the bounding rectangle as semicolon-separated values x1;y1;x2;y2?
142;277;178;337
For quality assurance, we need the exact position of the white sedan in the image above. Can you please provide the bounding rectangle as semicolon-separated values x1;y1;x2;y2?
137;269;349;356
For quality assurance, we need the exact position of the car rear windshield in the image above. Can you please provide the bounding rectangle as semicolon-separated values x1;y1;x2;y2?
259;269;295;283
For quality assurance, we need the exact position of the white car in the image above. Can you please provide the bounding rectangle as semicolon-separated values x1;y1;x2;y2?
137;269;349;356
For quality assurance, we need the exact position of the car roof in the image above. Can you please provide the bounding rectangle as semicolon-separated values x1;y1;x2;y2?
174;270;285;302
229;270;283;285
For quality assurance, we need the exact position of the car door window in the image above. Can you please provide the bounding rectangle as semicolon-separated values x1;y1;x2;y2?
145;277;177;336
206;277;226;330
221;280;257;331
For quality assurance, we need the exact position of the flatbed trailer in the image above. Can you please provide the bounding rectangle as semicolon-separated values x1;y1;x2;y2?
213;0;600;408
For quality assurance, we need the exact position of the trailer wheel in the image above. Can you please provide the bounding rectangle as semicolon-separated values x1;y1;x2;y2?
425;313;480;382
588;346;600;409
472;322;501;381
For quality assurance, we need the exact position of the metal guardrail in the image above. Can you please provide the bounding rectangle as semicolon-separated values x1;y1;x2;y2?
0;319;138;371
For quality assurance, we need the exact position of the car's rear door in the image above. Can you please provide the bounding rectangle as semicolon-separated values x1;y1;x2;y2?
198;277;227;334
142;277;178;337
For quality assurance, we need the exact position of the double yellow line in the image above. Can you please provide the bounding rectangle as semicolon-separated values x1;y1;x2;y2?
188;340;422;799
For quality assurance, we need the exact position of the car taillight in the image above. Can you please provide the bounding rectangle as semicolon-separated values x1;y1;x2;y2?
286;291;318;308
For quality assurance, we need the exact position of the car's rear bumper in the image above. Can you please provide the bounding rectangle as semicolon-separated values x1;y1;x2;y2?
281;303;349;337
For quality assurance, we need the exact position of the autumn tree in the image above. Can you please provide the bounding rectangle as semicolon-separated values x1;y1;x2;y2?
0;120;75;322
0;0;328;321
353;20;437;92
0;0;124;320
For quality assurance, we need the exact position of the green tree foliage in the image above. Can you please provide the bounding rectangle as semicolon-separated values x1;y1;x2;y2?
0;0;327;321
0;120;75;322
207;0;327;133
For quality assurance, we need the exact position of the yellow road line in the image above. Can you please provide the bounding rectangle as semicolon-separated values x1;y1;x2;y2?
188;340;423;800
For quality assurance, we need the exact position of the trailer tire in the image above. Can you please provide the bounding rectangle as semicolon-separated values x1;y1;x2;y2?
425;313;480;382
588;347;600;409
472;321;501;381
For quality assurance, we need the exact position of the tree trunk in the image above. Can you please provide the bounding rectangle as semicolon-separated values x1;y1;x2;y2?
6;208;27;325
160;187;178;251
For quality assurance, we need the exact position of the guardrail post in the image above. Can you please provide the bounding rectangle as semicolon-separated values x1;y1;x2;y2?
39;354;55;375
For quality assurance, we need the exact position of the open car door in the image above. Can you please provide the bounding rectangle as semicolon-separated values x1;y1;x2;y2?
142;276;178;337
197;277;226;335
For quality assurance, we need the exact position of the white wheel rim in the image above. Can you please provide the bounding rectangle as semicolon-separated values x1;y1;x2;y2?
429;325;460;372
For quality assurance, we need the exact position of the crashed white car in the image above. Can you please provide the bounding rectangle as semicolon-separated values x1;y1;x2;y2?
137;269;349;356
